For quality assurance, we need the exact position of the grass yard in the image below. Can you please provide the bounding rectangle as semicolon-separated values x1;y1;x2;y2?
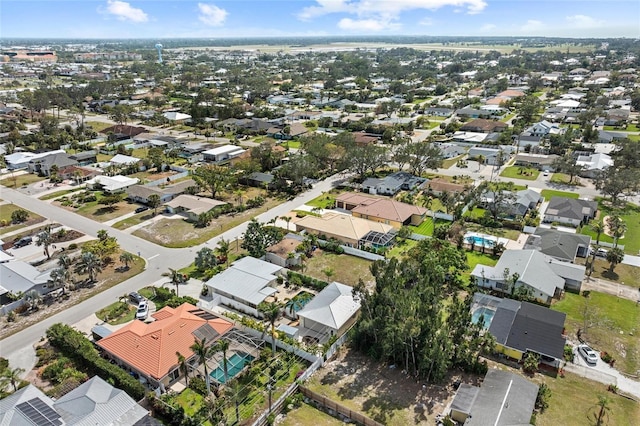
499;166;540;180
0;173;46;188
281;403;345;426
409;217;436;236
38;187;84;200
386;239;418;259
463;251;498;285
540;189;579;200
304;252;374;287
577;258;640;286
111;211;155;230
95;301;136;325
305;189;349;209
627;134;640;142
580;201;640;255
464;223;522;241
175;388;205;417
85;120;113;133
441;154;465;169
0;205;46;236
535;372;640;426
551;291;639;375
72;197;139;223
464;206;486;220
603;124;640;131
500;112;516;122
282;140;301;150
550;173;582;186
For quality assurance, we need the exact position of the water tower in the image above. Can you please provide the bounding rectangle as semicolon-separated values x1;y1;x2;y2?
155;43;163;64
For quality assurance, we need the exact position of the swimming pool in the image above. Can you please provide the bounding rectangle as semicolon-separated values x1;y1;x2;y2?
210;352;255;384
465;234;497;248
472;307;496;329
290;291;314;313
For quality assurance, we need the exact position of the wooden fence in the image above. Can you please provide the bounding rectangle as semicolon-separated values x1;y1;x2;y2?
299;386;385;426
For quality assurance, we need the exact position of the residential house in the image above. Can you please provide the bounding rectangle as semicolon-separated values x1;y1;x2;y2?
69;150;98;166
467;146;509;166
126;179;199;204
5;149;65;170
97;303;233;389
514;153;559;171
27;152;78;176
543;197;598;227
335;192;427;228
575;152;613;178
266;122;308;140
473;293;567;365
109;154;142;168
202;145;246;164
523;120;564;137
0;384;63;425
297;282;361;343
478;188;541;218
361;171;427;195
460;119;507;133
58;165;102;183
86;175;139;193
452;132;488;144
423;107;453;117
205;257;285;316
265;238;301;268
525;227;591;262
456;107;493;119
471;249;585;303
450;369;538;425
100;125;147;138
517;134;543;151
424;178;467;195
294;212;395;248
433;142;466;159
241;172;276;190
162;111;191;122
0;261;53;305
52;376;157;425
165;195;226;221
598;130;628;144
352;132;380;146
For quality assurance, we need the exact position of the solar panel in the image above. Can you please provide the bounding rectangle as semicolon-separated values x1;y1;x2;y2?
16;398;62;426
192;323;220;343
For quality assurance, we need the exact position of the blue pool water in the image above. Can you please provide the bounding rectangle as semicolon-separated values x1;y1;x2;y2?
466;236;496;247
210;353;255;384
291;291;314;313
472;307;496;329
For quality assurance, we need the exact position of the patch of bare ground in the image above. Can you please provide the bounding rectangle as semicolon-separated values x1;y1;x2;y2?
307;346;485;426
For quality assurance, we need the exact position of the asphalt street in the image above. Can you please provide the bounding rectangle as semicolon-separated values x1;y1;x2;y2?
0;173;349;373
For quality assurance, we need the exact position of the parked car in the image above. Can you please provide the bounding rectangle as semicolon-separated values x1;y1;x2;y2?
578;344;598;365
13;236;33;248
135;206;149;213
129;291;144;304
593;248;608;258
136;301;149;320
543;171;549;176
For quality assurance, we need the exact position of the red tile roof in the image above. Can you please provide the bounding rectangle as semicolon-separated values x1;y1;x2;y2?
97;303;232;380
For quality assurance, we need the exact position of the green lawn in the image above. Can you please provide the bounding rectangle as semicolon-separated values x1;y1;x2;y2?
304;252;374;287
175;388;204;417
85;120;113;133
580;201;640;255
500;112;516;122
499;166;540;180
385;239;418;260
603;124;639;131
111;211;155;230
441;155;465;169
0;205;46;235
38;187;84;200
627;134;640;142
552;291;639;375
409;217;436;236
282;140;301;149
0;173;46;188
577;258;640;286
463;251;498;285
72;196;139;223
550;173;582;186
540;189;579;200
95;301;136;325
281;403;344;426
464;223;522;240
464;207;486;220
535;372;640;426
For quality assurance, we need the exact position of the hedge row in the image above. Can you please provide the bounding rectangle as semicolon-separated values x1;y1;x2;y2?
286;271;328;292
46;323;146;400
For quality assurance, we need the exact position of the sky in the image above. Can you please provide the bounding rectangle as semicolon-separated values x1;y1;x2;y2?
1;0;639;39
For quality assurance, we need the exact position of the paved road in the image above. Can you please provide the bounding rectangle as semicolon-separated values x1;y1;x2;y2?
0;173;349;373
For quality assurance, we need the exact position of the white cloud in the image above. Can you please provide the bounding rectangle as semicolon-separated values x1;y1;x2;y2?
521;19;545;33
480;23;496;32
198;3;228;26
338;17;400;32
566;14;604;29
103;0;148;23
297;0;488;28
419;17;434;26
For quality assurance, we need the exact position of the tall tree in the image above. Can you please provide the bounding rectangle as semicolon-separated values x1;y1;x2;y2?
119;252;135;269
241;219;283;258
192;164;234;199
36;229;53;259
147;194;162;215
176;351;189;387
591;220;605;246
258;301;281;354
190;338;213;394
215;237;231;268
75;252;102;283
1;366;25;392
214;339;230;384
163;268;187;297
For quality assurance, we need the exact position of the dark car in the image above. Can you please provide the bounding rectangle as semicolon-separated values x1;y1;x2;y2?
14;236;33;248
135;206;149;213
129;291;144;304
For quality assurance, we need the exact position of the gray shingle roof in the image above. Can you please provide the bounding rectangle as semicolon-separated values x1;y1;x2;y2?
297;282;360;330
545;197;597;221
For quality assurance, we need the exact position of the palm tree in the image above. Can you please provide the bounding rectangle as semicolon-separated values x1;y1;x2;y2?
285;292;314;317
163;268;186;297
591;220;605;246
258;301;281;353
36;229;53;259
119;252;135;269
280;215;292;231
190;337;213;394
215;237;231;268
48;267;71;295
176;351;189;387
76;252;103;283
214;339;230;384
1;366;25;392
593;395;611;426
612;222;627;249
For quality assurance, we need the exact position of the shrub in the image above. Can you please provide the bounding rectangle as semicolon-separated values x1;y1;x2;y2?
523;352;540;374
188;376;207;396
536;383;551;412
286;271;328;292
11;209;29;223
68;243;78;250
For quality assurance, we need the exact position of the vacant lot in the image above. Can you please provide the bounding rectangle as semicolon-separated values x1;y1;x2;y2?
280;403;344;426
535;372;639;426
552;291;639;375
304;251;374;288
0;173;46;188
0;204;46;236
580;201;640;255
112;211;155;230
500;166;540;180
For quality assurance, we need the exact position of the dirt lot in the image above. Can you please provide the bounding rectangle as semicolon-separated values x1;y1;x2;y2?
306;347;484;426
303;250;375;288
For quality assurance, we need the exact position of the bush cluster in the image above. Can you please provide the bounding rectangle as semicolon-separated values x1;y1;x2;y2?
286;271;328;291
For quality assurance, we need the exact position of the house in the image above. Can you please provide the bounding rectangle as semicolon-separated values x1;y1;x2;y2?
335;192;427;228
433;142;466;159
202;145;246;164
266;123;308;140
52;376;157;425
452;132;488;144
27;152;78;176
0;261;53;305
543;197;598;227
456;107;492;119
295;212;395;248
69;150;98;165
126;179;198;204
0;384;62;425
471;249;585;303
513;188;542;216
460;119;507;133
523;120;564;137
58;165;102;183
423;107;453;117
450;369;538;425
423;178;467;195
97;303;233;389
86;175;139;193
517;134;543;150
352;132;380;145
576;152;613;178
525;227;591;263
360;175;403;196
265;238;301;268
100;125;147;138
514;153;559;171
165;195;226;221
598;130;628;144
297;282;361;343
5;149;65;170
241;172;276;189
109;154;142;168
205;257;285;316
162;111;192;122
467;146;509;166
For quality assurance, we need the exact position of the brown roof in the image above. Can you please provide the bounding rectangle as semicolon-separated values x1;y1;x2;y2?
425;179;467;193
97;303;233;380
496;89;525;98
267;238;300;258
100;125;147;136
295;212;393;241
353;132;379;145
336;192;426;223
460;119;507;133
